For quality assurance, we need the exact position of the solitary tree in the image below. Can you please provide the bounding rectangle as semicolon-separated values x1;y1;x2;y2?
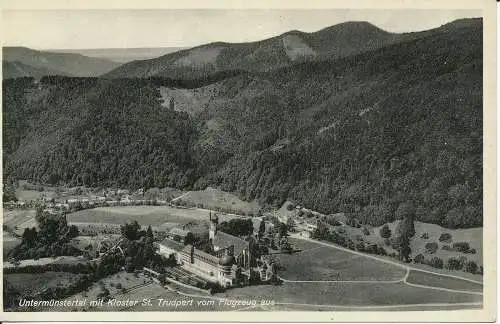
380;224;391;238
398;234;411;262
258;220;266;238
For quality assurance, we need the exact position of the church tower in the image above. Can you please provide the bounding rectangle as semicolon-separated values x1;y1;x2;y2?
209;211;218;241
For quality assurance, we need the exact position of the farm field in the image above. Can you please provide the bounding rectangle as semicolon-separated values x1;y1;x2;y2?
67;206;243;228
276;238;406;281
406;270;484;292
223;280;481;308
3;209;37;235
174;187;261;215
3;232;21;256
15;188;57;202
3;256;86;269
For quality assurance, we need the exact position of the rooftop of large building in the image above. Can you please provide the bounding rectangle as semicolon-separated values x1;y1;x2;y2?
157;238;185;252
168;227;191;238
213;231;249;256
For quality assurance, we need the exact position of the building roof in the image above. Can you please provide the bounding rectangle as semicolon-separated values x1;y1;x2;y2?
168;227;190;238
193;248;219;266
213;231;249;256
158;238;185;252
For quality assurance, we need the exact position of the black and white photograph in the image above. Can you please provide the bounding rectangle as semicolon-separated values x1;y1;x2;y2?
0;0;496;322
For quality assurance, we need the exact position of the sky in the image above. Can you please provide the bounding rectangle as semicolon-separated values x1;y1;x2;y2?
2;9;482;50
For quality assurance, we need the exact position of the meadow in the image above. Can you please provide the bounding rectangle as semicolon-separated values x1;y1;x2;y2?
276;238;406;281
67;205;244;231
224;280;481;309
3;209;37;235
3;232;22;255
405;270;484;292
174;187;261;216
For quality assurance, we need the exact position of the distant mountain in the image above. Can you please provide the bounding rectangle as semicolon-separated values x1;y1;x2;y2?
104;19;481;81
103;21;406;79
50;47;187;63
3;47;120;77
2;61;71;79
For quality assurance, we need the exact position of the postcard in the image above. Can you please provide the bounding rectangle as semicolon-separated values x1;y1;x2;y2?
0;0;496;322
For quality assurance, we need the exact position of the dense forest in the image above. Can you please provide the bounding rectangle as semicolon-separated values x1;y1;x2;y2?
3;19;482;229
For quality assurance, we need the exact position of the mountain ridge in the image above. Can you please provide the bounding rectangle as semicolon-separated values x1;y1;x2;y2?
103;18;480;80
3;46;120;78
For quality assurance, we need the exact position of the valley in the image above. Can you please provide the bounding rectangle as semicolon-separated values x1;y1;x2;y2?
2;16;485;313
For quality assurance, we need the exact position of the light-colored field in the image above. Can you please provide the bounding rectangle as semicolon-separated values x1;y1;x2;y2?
276;238;406;281
3;209;38;235
3;232;21;255
67;205;244;229
68;206;204;226
159;83;219;116
175;187;261;216
3;256;86;269
15;189;57;202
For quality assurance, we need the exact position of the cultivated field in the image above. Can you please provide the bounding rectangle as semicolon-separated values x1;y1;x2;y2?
3;256;86;269
174;187;261;215
3;209;37;235
405;270;483;292
223;280;481;309
3;232;21;256
276;238;406;281
68;206;208;226
67;205;244;230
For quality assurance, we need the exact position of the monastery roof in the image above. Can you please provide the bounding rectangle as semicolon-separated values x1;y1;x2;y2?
158;238;185;252
213;231;249;256
193;248;219;266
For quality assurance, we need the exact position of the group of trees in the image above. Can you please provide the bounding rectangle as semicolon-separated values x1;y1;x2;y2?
413;253;481;275
119;222;174;273
218;218;254;237
8;208;80;260
312;222;387;256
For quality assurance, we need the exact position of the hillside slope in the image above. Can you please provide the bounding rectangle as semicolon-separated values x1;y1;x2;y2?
3;18;482;229
3;47;120;77
2;61;71;79
103;21;405;79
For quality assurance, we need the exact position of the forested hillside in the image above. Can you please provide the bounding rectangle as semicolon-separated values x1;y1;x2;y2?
103;21;405;79
3;19;482;229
